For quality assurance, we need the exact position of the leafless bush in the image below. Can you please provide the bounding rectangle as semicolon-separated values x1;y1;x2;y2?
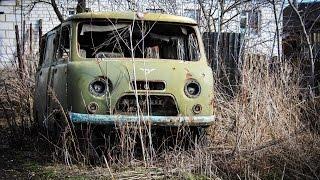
0;45;318;179
214;55;302;148
1;53;319;179
205;54;320;178
0;59;35;139
1;20;320;179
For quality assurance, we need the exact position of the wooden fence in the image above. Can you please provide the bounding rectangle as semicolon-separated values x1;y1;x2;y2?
202;32;243;93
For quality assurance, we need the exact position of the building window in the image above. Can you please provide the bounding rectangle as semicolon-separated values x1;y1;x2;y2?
184;9;201;23
158;0;176;5
146;8;165;13
240;9;261;35
68;8;75;16
183;0;194;3
0;0;16;6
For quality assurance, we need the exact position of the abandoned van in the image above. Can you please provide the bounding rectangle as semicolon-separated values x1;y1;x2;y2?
34;12;215;129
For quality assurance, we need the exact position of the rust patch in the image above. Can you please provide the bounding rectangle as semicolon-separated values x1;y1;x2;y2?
184;68;193;79
210;98;216;109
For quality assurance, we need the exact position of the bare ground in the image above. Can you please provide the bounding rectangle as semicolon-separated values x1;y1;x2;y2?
0;125;206;180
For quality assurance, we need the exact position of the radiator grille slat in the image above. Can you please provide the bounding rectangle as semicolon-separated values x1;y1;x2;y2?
131;81;165;90
115;95;178;116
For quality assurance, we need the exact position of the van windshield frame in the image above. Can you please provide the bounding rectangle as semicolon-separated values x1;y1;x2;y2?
76;20;201;61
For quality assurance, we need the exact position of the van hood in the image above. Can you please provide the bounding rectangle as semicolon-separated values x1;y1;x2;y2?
69;59;213;86
67;59;214;116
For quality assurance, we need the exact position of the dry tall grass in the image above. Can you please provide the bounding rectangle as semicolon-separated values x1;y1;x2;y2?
0;54;319;179
207;54;320;179
213;55;302;150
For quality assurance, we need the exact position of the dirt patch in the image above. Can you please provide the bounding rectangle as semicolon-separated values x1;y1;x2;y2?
0;128;182;179
0;128;52;179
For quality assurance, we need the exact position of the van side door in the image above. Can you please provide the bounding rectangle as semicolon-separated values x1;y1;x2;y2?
49;24;71;114
35;32;56;122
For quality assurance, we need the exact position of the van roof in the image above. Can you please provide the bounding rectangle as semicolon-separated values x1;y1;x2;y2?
67;11;197;25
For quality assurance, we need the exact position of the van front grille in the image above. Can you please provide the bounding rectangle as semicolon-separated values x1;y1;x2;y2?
131;81;165;90
115;95;178;116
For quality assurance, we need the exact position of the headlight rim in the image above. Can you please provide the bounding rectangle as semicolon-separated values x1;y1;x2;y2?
184;79;201;98
89;77;112;97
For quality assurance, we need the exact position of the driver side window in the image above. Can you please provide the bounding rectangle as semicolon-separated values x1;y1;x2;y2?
43;33;56;67
56;25;71;61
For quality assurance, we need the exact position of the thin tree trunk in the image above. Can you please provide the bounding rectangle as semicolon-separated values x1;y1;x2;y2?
197;0;211;32
126;0;137;11
76;0;87;13
15;25;24;80
288;0;315;87
271;0;281;62
38;19;42;49
51;0;64;22
22;20;25;56
30;23;33;53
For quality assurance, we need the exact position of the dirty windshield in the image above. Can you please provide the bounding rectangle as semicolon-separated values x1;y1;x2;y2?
77;21;200;61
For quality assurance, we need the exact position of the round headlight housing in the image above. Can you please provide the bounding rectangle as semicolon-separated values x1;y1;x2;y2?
184;79;201;98
89;78;112;96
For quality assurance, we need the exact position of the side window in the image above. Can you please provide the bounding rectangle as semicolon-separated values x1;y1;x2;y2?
188;33;200;61
38;36;46;67
43;33;56;67
56;25;71;61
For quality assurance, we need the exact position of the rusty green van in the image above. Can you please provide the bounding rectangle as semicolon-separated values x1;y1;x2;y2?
34;12;215;129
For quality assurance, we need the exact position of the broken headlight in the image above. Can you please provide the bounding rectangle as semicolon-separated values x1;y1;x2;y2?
184;79;201;98
89;78;112;96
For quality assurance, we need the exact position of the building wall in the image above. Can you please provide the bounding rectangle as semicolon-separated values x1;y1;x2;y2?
236;3;282;57
200;0;282;57
0;0;282;63
138;0;282;57
0;0;61;63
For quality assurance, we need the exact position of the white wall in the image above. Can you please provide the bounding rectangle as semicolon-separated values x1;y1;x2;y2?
0;0;282;63
0;0;61;63
203;0;282;57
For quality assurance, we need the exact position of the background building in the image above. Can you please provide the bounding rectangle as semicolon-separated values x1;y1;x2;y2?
0;0;282;63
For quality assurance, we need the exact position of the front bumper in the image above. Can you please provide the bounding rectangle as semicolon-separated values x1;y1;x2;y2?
69;112;215;127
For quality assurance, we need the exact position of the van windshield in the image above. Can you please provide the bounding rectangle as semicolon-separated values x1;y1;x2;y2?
77;21;200;61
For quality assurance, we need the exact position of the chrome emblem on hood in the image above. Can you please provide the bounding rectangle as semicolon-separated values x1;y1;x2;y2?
140;68;155;74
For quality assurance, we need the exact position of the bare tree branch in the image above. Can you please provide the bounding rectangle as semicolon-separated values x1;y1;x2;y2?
76;0;87;13
288;0;315;87
51;0;64;22
198;0;212;32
